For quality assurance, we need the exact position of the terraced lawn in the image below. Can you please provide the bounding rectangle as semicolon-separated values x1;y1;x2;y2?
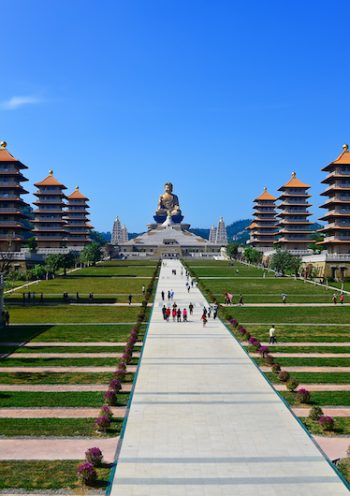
226;306;350;324
265;372;350;384
0;356;138;367
280;391;350;406
0;391;130;407
0;371;134;385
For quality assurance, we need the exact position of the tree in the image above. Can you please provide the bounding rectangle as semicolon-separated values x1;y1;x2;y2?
226;242;240;260
29;264;47;280
269;249;302;276
80;243;101;266
44;253;76;277
89;231;107;247
308;233;326;253
26;237;38;253
244;247;262;264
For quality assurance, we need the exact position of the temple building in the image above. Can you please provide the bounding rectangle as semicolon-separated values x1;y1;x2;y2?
32;170;68;249
112;216;128;244
0;141;31;251
209;225;217;243
215;217;228;245
65;186;93;248
248;187;278;250
276;172;313;252
119;182;222;258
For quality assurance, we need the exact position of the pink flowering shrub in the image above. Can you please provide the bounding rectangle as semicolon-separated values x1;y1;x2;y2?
77;462;97;484
296;388;311;404
104;390;116;406
319;415;334;431
85;447;103;466
109;379;122;392
258;345;269;356
113;369;125;381
118;361;127;372
95;415;111;432
99;405;113;420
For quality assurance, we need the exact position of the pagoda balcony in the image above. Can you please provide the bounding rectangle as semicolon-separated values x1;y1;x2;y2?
322;235;350;242
278;212;311;218
320;198;350;208
278;192;311;198
277;237;311;243
319;212;350;221
0;208;28;214
321;185;350;196
33;228;68;234
0;172;29;181
33;201;66;207
319;224;350;232
279;201;311;207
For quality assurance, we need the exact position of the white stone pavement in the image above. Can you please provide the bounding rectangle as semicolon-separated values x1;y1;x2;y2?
109;260;349;496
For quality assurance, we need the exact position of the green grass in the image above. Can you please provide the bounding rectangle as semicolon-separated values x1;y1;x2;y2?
257;357;350;367
0;417;123;437
0;324;145;345
11;276;154;295
77;266;156;276
3;345;141;354
225;306;350;324
99;260;158;266
280;390;350;406
0;460;111;490
265;372;350;384
0;391;129;407
233;324;350;342
301;417;350;436
260;345;350;353
8;305;146;323
1;357;138;367
187;260;268;277
0;371;134;384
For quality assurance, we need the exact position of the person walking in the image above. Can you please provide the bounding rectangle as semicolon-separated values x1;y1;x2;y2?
239;294;244;305
128;294;133;305
269;325;277;344
161;290;165;301
142;285;145;296
167;290;171;301
332;293;337;305
165;307;171;321
187;284;191;293
340;293;345;304
201;312;208;327
170;289;174;300
172;302;177;310
177;308;181;322
202;306;207;316
162;305;167;320
282;294;287;304
189;302;194;315
183;308;188;322
172;308;177;322
213;303;218;319
207;306;211;318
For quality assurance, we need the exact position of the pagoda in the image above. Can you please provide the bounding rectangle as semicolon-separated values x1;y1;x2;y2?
32;170;68;248
215;217;228;245
248;187;278;249
0;141;31;251
276;172;313;251
318;144;350;254
112;216;128;244
65;186;93;248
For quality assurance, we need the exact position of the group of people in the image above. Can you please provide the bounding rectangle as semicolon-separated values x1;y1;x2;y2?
333;293;345;304
162;301;194;322
200;304;219;326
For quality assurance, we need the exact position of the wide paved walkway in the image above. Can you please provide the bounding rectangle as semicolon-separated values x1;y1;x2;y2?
109;260;348;496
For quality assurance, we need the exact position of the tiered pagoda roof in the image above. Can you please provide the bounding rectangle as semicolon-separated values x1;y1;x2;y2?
248;187;278;248
33;170;68;248
318;144;350;252
65;186;93;247
276;172;313;249
0;141;31;250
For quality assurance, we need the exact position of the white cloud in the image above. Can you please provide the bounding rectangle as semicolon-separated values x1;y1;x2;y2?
0;96;42;110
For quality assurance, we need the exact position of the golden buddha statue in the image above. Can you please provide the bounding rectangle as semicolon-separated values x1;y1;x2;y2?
156;182;181;216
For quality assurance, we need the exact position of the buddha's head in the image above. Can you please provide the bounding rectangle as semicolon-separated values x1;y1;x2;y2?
164;182;173;193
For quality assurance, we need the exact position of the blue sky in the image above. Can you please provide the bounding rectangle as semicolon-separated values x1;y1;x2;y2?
2;0;350;232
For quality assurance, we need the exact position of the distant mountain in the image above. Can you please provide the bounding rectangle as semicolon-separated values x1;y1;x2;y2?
190;219;252;243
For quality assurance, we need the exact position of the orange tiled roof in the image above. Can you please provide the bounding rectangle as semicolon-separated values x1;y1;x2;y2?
326;144;350;167
68;186;89;200
34;170;67;188
248;222;258;230
0;142;27;168
279;172;310;189
255;187;276;201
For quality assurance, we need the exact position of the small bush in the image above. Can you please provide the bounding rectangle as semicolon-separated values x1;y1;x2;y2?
259;345;269;357
286;378;299;392
319;415;334;431
77;462;97;485
309;406;324;421
296;388;311;404
118;361;127;372
95;415;111;432
113;369;125;381
85;447;103;466
248;337;259;347
104;390;116;406
264;354;274;365
122;351;132;364
278;370;290;383
245;332;251;340
99;405;113;420
272;363;281;373
109;379;122;392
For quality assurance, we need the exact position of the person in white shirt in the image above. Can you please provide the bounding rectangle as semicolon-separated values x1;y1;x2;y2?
269;325;276;344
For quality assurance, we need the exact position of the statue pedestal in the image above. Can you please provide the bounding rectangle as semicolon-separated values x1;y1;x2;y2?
153;213;184;225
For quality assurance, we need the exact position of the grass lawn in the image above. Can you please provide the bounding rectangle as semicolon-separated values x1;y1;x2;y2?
0;391;129;407
0;324;145;345
0;417;123;437
225;306;350;324
265;372;350;384
0;460;111;490
1;357;138;367
301;417;350;436
188;262;268;278
5;345;141;354
234;324;350;342
260;345;350;353
8;306;145;324
10;276;154;296
257;357;350;367
77;266;156;277
0;371;134;384
280;391;350;406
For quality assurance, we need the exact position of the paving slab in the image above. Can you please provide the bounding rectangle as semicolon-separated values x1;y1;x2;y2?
109;260;349;496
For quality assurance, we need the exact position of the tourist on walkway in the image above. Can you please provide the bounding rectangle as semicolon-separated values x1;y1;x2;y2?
269;325;277;344
191;279;194;287
172;302;177;310
332;293;337;304
161;290;165;301
213;304;218;319
166;307;171;321
128;294;133;305
162;305;167;320
172;308;177;322
202;306;207;316
183;308;188;322
187;284;191;293
207;306;211;318
201;312;208;327
170;289;174;300
167;290;171;300
177;308;181;322
189;302;194;315
340;293;345;304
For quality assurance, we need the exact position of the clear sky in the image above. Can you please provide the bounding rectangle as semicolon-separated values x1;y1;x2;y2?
2;0;350;232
